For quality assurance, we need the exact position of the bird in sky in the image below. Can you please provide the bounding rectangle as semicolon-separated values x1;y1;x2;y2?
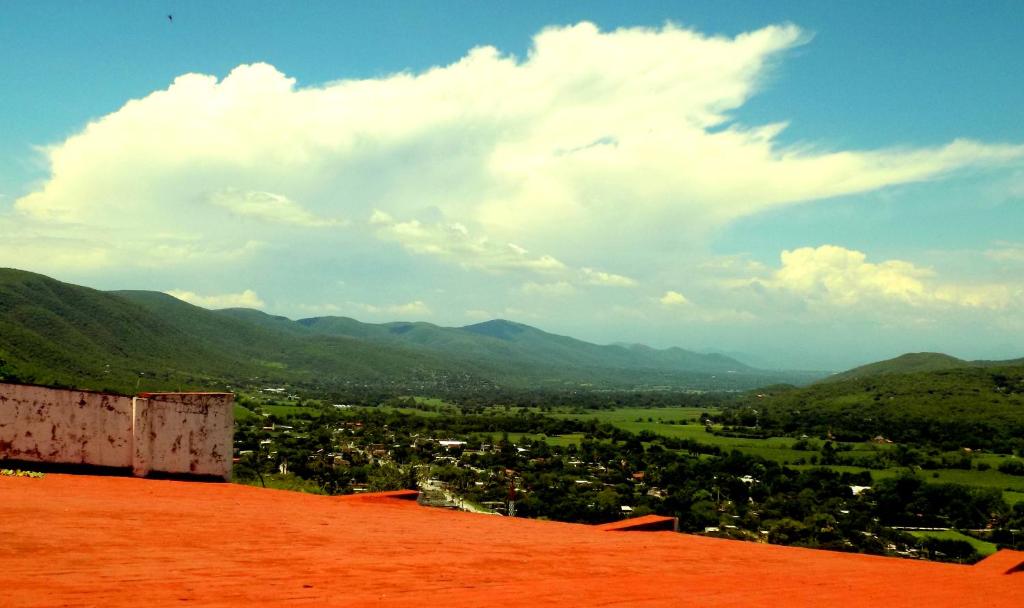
167;14;173;23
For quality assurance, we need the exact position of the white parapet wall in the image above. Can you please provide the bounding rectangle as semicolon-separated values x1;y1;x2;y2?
0;382;233;480
132;393;234;479
0;383;135;468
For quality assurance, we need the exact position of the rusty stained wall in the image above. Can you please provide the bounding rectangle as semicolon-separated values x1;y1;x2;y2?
133;393;233;480
0;383;134;468
0;383;233;480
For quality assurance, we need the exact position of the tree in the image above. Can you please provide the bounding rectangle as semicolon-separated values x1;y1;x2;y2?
920;538;979;563
367;462;419;492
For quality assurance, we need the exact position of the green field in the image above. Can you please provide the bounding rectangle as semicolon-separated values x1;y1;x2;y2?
918;467;1024;491
263;404;321;418
1004;491;1024;505
549;406;709;426
790;464;1024;498
547;406;1024;502
233;403;257;421
550;407;881;463
908;530;998;556
361;405;446;417
411;396;458;410
483;432;585;447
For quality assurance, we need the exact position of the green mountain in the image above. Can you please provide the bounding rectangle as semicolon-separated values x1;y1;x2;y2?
821;352;1024;384
0;267;806;394
739;353;1024;451
820;353;971;383
298;316;753;377
0;268;478;393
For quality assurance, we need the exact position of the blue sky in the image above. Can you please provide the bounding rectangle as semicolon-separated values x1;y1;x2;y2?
1;2;1022;369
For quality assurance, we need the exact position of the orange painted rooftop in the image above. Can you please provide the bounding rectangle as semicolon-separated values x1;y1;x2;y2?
1;474;1021;607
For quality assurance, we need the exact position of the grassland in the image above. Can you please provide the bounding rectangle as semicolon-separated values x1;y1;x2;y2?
482;432;586;447
233;403;257;421
1005;491;1024;505
908;530;998;556
546;406;1024;503
262;404;322;418
548;407;882;463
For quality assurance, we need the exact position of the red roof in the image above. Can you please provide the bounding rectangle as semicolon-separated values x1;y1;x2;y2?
1;474;1021;607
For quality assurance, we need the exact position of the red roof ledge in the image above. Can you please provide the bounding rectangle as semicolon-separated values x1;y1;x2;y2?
339;489;420;503
974;549;1024;575
136;392;234;397
594;514;679;532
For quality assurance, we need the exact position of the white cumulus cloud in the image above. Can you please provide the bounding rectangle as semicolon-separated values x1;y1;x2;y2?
746;245;1020;310
166;289;265;309
522;281;576;296
581;267;637;287
371;211;567;274
207;189;341;227
5;20;1020;279
660;290;691;306
358;300;432;318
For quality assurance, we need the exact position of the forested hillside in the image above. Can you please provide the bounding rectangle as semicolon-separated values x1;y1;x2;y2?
0;268;807;394
730;363;1024;452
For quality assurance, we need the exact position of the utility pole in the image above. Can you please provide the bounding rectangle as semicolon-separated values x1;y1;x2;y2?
507;476;517;517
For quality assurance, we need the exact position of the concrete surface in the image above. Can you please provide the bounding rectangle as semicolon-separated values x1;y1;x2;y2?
0;383;134;467
0;382;232;479
133;392;233;479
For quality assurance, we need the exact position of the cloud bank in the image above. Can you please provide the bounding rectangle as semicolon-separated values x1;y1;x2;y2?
739;245;1021;312
7;21;1021;279
166;289;265;309
2;21;1022;365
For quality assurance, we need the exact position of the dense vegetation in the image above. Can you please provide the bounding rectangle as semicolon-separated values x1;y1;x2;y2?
722;364;1024;453
234;395;1024;563
822;352;1023;383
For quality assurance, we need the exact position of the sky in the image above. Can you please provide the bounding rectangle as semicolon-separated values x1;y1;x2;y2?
1;1;1023;370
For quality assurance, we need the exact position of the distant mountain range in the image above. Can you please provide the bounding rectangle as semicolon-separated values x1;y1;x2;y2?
0;268;820;394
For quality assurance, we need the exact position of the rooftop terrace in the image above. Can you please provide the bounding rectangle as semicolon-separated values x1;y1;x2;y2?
1;474;1021;607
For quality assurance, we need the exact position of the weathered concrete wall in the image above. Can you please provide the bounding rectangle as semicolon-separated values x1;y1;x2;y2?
133;393;233;479
0;383;134;468
0;383;233;480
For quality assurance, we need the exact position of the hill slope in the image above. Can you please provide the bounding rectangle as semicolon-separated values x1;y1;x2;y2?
298;316;755;379
821;352;971;383
739;357;1024;451
0;268;806;393
0;269;490;393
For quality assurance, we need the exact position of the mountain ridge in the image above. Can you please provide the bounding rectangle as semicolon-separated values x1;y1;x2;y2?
0;267;808;393
821;352;1024;384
